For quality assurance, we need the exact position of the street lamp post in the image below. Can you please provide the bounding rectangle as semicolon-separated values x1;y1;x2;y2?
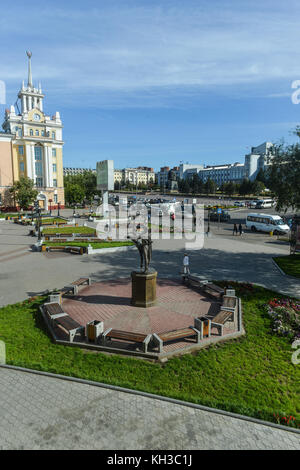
207;207;211;234
57;201;61;217
49;199;52;217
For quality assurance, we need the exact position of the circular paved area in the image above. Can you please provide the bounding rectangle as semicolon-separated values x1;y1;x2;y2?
0;367;299;450
63;278;220;335
61;278;226;353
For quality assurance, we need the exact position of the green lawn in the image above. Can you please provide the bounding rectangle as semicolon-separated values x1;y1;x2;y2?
0;283;299;427
43;226;96;235
43;241;134;249
273;254;300;278
40;217;66;225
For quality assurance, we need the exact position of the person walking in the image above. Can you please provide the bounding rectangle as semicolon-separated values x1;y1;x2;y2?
239;223;243;236
233;223;238;236
182;253;190;276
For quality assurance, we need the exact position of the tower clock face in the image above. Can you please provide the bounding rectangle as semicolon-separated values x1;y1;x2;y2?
34;113;41;121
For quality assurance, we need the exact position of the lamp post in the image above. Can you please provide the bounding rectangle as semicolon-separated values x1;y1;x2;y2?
207;207;211;234
57;201;61;217
49;199;52;217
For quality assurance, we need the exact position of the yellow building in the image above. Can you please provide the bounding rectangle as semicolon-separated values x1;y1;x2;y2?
0;51;65;209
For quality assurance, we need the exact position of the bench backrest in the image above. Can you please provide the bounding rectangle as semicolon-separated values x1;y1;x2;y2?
106;329;147;342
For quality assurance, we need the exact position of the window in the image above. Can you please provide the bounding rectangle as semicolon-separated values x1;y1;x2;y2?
54;194;58;203
19;161;25;172
41;130;45;136
35;130;39;136
52;148;56;157
30;129;33;136
34;146;42;161
53;179;57;187
52;131;55;139
52;164;57;173
35;162;43;176
18;145;24;155
36;177;43;187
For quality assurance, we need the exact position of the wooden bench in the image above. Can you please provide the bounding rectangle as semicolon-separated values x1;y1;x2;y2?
153;327;200;353
49;285;77;303
46;246;66;252
53;315;85;342
43;302;68;322
65;246;84;255
222;295;237;309
102;328;152;353
71;277;91;287
203;283;224;300
210;309;234;336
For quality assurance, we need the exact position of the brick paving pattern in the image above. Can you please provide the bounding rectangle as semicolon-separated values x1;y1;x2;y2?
61;279;223;351
0;368;299;450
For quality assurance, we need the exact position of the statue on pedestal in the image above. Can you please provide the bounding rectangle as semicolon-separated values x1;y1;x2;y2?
132;235;153;274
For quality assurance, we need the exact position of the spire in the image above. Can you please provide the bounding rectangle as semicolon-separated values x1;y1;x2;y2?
26;50;33;87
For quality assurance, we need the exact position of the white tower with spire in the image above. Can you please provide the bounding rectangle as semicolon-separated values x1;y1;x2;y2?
18;51;44;113
0;51;65;210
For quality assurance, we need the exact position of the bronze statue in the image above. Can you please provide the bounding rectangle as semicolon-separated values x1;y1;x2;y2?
132;235;153;273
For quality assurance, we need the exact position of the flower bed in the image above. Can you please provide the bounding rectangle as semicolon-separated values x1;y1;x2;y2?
266;298;300;341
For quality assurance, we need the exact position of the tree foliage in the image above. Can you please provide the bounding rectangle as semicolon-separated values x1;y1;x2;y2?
64;171;100;205
266;135;300;212
9;177;38;209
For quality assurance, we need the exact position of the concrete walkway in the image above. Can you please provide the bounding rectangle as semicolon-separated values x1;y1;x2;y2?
0;367;299;450
0;220;299;307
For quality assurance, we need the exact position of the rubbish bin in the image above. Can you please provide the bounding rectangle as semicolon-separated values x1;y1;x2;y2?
200;316;210;338
86;320;104;342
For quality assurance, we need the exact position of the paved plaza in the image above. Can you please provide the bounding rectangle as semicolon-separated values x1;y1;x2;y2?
0;219;299;308
60;278;226;354
1;218;300;450
0;367;299;450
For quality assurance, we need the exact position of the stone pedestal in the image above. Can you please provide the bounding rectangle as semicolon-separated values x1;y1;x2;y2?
131;270;157;308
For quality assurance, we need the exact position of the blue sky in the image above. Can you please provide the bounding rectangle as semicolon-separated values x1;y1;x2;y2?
1;0;300;170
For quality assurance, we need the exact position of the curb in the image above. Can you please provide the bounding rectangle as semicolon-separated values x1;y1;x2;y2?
0;364;299;436
272;258;300;280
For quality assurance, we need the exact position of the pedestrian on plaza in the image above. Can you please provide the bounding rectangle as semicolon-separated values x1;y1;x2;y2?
233;223;238;236
182;253;190;276
239;223;243;236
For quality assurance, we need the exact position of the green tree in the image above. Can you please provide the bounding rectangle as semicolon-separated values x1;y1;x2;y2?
65;183;85;205
251;180;265;196
224;181;236;197
9;177;38;209
204;177;216;195
239;178;252;196
266;134;300;211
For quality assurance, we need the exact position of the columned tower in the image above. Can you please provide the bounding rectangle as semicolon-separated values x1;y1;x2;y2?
0;51;65;209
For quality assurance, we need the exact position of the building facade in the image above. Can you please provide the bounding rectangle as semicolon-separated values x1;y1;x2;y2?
114;167;155;187
173;142;273;187
64;167;96;176
0;52;64;209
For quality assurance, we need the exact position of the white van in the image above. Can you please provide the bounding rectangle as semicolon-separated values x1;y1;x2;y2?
255;199;274;209
246;213;290;235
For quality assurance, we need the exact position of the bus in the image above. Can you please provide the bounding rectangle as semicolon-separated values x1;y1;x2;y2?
246;213;290;235
255;199;275;209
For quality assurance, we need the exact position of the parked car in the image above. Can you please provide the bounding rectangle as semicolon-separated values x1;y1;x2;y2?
210;210;231;222
234;201;245;207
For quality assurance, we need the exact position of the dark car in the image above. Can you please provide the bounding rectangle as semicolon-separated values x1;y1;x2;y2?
210;210;231;222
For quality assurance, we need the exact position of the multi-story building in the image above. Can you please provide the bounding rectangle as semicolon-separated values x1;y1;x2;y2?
174;142;273;186
63;167;96;176
114;167;155;187
0;52;64;209
244;142;274;181
157;166;181;187
198;162;245;185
